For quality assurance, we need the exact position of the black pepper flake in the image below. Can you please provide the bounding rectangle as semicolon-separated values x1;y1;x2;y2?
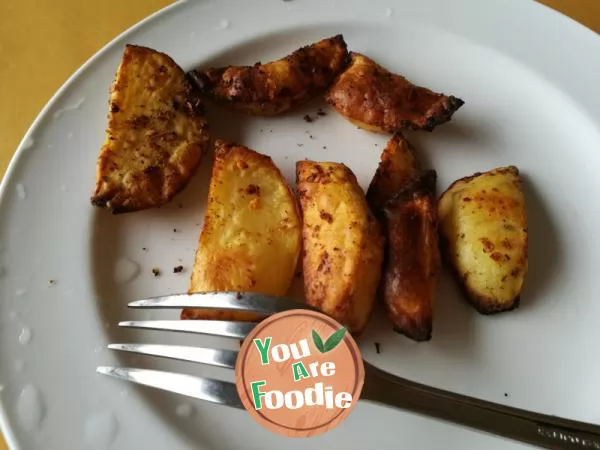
152;268;161;277
322;146;327;150
142;247;147;251
236;292;243;300
297;143;304;147
375;342;381;354
173;228;177;232
303;114;313;123
48;279;56;286
504;393;509;397
309;135;314;139
173;265;184;273
316;108;326;116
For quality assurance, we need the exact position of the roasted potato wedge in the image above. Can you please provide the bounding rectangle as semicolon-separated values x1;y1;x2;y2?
91;44;209;213
296;161;384;334
182;141;302;321
188;35;349;116
381;171;440;341
366;133;421;212
438;166;528;314
326;52;464;133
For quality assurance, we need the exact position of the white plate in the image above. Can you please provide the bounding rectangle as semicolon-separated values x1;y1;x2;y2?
2;0;600;448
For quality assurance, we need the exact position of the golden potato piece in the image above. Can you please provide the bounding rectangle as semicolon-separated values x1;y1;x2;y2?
438;166;528;314
326;52;464;133
91;45;209;213
188;35;349;116
366;133;421;212
296;161;384;334
381;171;440;341
182;140;302;321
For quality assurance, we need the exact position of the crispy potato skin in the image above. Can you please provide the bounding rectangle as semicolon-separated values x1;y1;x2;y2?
189;35;349;116
91;45;210;213
438;166;528;314
382;171;440;341
296;161;384;335
366;133;421;213
182;141;302;321
326;52;464;133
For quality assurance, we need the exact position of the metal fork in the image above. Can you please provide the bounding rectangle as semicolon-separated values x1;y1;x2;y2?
98;292;600;449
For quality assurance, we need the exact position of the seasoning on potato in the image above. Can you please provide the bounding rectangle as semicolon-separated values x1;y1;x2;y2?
326;52;464;133
381;170;440;341
189;35;349;116
182;140;302;321
296;161;384;335
438;166;528;314
91;45;210;213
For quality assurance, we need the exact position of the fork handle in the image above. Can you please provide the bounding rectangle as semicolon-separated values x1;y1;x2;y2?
361;362;600;449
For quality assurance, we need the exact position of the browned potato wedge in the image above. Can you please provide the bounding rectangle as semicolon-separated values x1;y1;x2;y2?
326;52;464;133
296;161;384;334
188;35;349;116
438;166;528;314
182;140;302;321
366;133;421;212
381;171;440;341
91;45;209;213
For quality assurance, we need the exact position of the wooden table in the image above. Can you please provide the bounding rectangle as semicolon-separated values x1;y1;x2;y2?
0;1;598;448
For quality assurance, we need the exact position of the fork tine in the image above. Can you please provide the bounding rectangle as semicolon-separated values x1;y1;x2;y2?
128;292;315;315
97;367;243;409
108;344;238;369
119;320;255;339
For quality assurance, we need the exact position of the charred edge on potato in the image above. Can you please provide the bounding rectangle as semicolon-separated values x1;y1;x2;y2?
383;169;437;209
187;35;349;115
366;133;422;215
440;231;522;315
190;34;350;94
443;165;520;194
422;96;465;131
393;323;432;342
326;52;464;133
382;170;438;341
